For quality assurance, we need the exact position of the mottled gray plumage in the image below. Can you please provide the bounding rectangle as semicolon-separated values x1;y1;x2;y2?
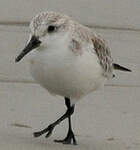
70;22;114;78
91;35;113;78
30;11;70;34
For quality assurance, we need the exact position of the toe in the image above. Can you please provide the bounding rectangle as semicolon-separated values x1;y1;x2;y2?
54;139;64;143
33;132;43;138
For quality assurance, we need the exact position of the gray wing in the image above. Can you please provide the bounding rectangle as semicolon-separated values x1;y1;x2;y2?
92;35;113;78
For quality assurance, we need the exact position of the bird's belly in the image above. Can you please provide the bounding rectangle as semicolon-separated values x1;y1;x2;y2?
29;50;106;101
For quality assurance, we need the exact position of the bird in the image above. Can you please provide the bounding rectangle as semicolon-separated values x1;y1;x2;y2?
15;11;131;145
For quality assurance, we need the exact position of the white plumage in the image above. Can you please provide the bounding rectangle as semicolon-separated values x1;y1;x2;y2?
27;11;112;104
29;34;106;104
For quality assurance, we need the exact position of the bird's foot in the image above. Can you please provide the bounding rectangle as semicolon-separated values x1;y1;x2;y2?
33;124;55;138
54;130;77;145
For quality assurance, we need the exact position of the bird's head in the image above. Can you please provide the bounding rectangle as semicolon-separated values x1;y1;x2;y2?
15;11;71;62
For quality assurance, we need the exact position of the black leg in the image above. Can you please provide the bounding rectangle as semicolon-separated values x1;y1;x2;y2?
33;97;76;145
54;97;77;145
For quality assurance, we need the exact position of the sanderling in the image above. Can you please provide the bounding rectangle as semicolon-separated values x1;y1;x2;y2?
15;11;131;145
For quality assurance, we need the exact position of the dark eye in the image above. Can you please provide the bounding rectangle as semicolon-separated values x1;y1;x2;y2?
47;25;56;33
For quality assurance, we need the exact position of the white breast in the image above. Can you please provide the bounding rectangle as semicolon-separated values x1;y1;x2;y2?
29;39;106;104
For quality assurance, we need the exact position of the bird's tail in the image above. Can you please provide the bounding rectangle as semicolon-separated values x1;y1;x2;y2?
113;63;132;72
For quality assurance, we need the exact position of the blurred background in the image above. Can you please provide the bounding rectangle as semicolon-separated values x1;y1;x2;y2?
0;0;140;150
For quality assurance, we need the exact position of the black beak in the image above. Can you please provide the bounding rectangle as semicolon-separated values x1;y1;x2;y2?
15;36;41;62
